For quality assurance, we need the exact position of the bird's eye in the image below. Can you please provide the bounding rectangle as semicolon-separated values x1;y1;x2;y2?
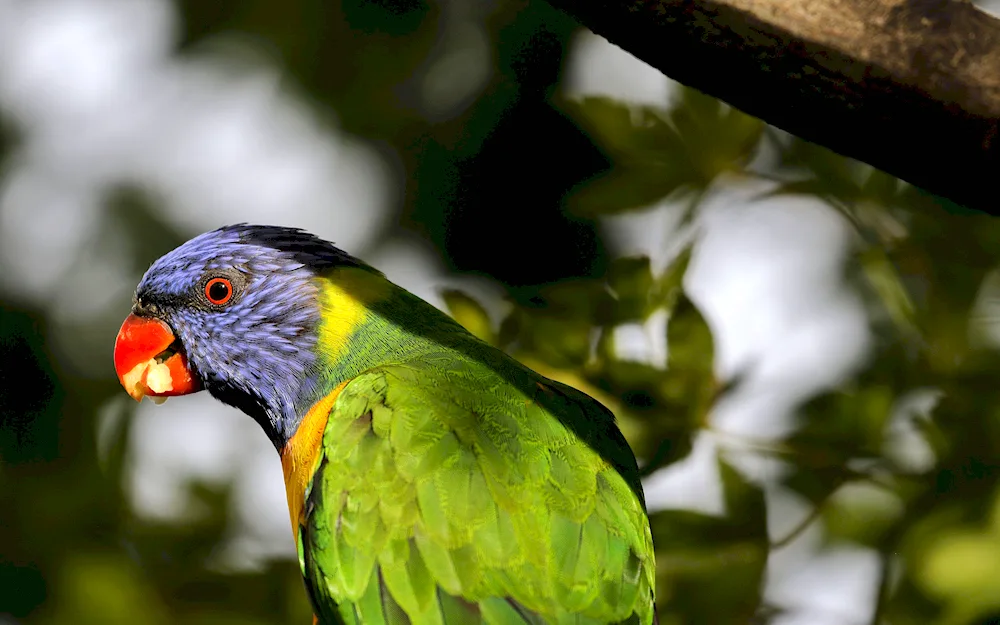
205;277;233;305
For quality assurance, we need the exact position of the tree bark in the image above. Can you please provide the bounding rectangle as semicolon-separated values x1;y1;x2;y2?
545;0;1000;215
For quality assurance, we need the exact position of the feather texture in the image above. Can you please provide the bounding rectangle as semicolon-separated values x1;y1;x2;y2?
298;354;655;624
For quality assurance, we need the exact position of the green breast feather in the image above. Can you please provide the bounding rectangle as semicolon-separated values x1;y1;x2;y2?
296;349;656;625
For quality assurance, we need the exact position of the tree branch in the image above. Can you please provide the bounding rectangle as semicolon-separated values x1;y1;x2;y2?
545;0;1000;216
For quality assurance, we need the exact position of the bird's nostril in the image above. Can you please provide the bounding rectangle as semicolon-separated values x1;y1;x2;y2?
133;299;160;316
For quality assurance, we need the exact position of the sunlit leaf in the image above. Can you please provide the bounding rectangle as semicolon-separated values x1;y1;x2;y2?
917;530;1000;623
441;289;494;344
822;481;904;548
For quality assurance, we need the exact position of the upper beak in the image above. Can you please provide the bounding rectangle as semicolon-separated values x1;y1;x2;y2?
113;314;201;402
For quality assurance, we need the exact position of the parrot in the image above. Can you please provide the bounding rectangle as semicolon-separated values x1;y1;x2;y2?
112;224;656;625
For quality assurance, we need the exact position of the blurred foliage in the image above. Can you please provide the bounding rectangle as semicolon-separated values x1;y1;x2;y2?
556;90;762;218
4;0;1000;624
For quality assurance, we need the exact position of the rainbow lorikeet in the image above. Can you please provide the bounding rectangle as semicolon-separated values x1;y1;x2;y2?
113;224;656;624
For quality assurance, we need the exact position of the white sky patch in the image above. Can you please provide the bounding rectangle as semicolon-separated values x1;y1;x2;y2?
126;393;298;565
49;225;134;323
977;0;1000;18
768;543;882;625
766;487;825;557
883;388;941;474
416;15;492;121
220;417;296;568
562;30;677;107
600;201;694;274
761;487;880;625
641;432;725;516
127;395;247;520
0;168;101;299
613;310;668;369
687;177;870;385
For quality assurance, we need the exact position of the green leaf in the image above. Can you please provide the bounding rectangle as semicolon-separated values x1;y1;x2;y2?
918;530;1000;623
507;281;609;368
606;256;655;323
496;309;522;349
560;96;679;160
667;294;714;378
719;458;768;539
655;244;694;312
661;294;716;437
861;168;902;204
669;87;764;180
859;246;918;334
567;163;697;216
441;289;494;344
560;92;763;216
822;481;903;548
560;96;703;215
779;138;867;197
781;385;897;505
608;293;716;474
54;554;169;625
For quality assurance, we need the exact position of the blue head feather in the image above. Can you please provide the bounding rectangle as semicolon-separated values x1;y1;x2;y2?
133;224;371;448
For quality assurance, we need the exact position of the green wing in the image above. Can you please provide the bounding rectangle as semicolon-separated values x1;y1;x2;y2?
298;353;655;625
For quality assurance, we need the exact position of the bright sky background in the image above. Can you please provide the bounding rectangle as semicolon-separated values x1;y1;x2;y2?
1;0;979;622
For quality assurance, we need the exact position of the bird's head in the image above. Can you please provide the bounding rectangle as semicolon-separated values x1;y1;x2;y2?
113;224;376;446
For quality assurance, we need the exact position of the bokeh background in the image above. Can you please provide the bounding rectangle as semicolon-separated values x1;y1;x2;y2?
4;1;1000;624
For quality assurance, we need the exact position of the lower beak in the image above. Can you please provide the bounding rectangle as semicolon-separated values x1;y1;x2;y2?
113;314;201;402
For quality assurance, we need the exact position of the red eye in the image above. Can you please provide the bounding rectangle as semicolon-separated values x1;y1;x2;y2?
205;277;233;305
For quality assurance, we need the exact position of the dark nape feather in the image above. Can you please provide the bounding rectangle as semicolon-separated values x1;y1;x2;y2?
222;223;379;273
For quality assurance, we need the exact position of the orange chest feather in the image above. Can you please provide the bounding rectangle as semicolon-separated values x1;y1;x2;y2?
280;381;348;534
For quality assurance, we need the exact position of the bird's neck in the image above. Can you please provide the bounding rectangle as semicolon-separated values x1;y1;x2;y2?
276;267;473;447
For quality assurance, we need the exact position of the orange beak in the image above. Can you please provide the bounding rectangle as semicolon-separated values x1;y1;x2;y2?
113;314;201;403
